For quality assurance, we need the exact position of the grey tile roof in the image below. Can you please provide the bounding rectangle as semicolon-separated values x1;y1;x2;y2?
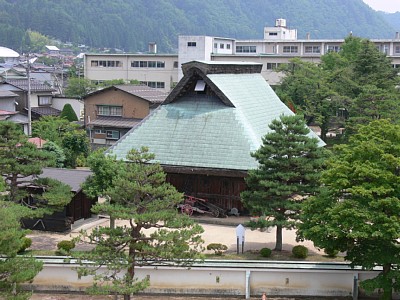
84;85;168;104
39;168;92;192
108;61;324;171
5;79;54;92
115;85;168;104
88;116;142;128
0;90;18;98
31;107;61;116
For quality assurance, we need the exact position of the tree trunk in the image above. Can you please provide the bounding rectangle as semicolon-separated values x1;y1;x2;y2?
382;263;392;300
275;225;283;251
110;216;115;229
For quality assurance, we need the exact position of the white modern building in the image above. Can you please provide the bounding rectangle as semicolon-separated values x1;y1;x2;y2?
84;19;400;91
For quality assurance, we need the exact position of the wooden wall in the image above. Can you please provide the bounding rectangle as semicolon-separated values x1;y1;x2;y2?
167;173;247;213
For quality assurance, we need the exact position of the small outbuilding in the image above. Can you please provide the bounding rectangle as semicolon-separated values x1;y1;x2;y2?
22;168;96;232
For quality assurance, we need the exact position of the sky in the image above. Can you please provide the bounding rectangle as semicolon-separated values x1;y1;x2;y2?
362;0;400;13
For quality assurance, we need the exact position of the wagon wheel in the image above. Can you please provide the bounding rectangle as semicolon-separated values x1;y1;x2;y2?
211;209;219;218
181;204;194;216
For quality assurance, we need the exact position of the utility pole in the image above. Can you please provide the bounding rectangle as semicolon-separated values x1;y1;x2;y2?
26;54;32;136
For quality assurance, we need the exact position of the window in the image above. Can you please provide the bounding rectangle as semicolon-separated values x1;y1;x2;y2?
38;96;52;106
227;44;231;50
187;42;197;47
91;60;122;67
106;130;120;140
94;129;105;134
236;45;257;53
141;81;165;89
305;46;321;54
173;61;179;68
269;32;278;36
327;45;341;53
283;46;298;53
214;43;218;48
395;46;400;54
220;43;224;49
266;63;281;70
97;105;122;116
131;61;165;68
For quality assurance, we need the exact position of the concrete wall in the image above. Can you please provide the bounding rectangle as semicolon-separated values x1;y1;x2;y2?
27;259;394;298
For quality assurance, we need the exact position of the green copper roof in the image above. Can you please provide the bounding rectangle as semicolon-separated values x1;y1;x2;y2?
108;68;323;171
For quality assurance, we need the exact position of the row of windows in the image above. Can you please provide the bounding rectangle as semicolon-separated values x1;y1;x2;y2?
131;61;165;68
214;43;231;50
91;60;123;67
236;45;257;53
187;42;197;47
97;105;122;116
140;81;165;89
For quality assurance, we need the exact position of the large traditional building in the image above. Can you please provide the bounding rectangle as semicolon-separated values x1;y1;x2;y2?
107;61;323;214
84;19;400;91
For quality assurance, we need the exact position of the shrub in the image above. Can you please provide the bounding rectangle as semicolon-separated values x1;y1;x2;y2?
60;104;78;122
292;245;308;259
259;247;272;258
324;247;339;258
207;243;228;256
18;237;32;253
57;240;76;255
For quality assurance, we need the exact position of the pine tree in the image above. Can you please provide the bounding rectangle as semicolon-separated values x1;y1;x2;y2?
241;115;326;251
75;147;204;300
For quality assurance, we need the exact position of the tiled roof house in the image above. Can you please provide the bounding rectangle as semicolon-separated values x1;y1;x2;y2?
108;61;323;213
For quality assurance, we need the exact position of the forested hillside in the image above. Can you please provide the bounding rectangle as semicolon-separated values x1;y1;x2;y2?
0;0;396;53
380;12;400;31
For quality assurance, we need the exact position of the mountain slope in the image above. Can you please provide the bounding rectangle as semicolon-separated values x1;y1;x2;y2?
0;0;396;53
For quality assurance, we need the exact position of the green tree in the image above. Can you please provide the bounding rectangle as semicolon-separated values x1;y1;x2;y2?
60;103;79;122
75;147;204;300
0;122;72;216
276;58;345;141
32;116;90;168
0;201;43;300
298;119;400;299
241;115;326;251
62;129;89;168
64;77;96;98
42;141;66;168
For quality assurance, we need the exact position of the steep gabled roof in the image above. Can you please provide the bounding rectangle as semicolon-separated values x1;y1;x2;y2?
108;61;323;172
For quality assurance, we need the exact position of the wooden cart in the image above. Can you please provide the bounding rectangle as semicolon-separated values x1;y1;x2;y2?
178;195;227;218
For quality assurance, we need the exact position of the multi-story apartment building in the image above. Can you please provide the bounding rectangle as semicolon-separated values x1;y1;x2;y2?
83;53;179;92
84;19;400;90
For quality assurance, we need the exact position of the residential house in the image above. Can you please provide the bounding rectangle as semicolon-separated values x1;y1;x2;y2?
107;61;324;214
0;79;60;119
84;84;168;147
0;90;29;133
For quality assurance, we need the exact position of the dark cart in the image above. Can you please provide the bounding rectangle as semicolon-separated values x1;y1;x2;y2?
178;195;227;218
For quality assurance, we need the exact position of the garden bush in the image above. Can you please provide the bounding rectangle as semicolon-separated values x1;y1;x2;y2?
324;247;339;258
18;237;32;253
259;247;272;258
57;240;76;255
207;243;228;256
292;245;308;259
